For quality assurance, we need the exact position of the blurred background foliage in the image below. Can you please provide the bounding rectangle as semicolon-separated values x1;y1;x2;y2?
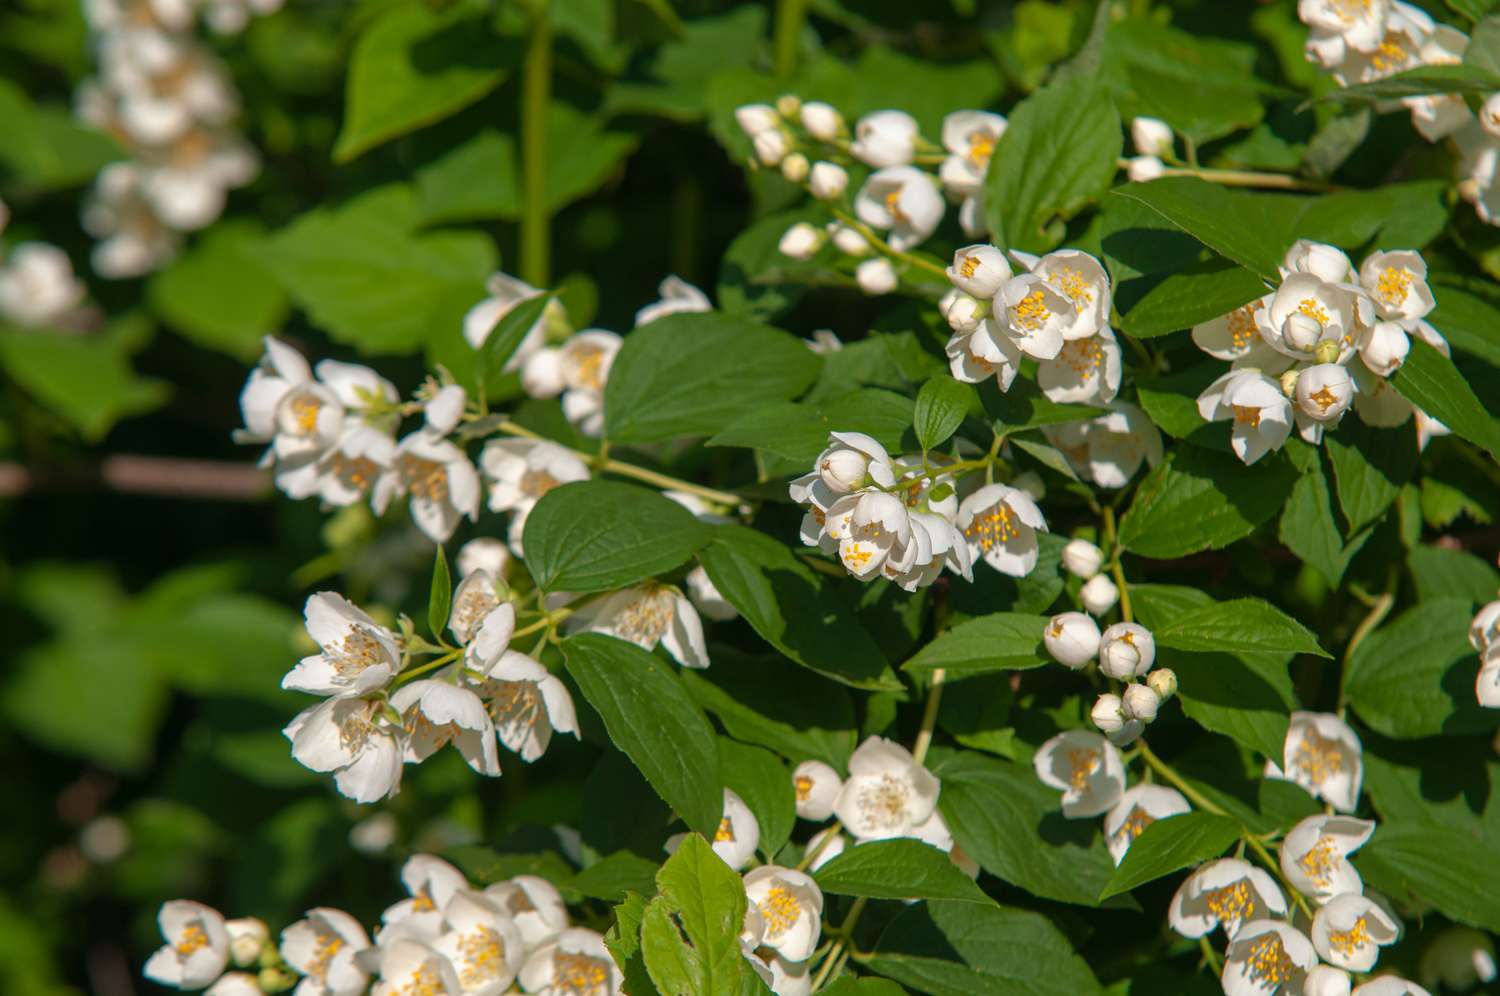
3;0;1499;992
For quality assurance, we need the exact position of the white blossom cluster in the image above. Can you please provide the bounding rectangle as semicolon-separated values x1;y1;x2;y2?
1467;598;1500;709
74;0;276;277
1192;239;1450;463
280;585;578;802
144;853;627;996
0;199;92;331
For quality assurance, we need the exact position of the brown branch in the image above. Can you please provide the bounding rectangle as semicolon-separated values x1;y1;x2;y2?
0;456;270;501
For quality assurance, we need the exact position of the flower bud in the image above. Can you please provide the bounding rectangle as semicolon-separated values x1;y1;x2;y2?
1090;692;1127;734
736;103;779;137
226;918;268;967
856;257;898;296
1279;368;1299;398
1283;311;1324;353
776;94;802;118
946;244;1011;298
779;222;823;261
792;760;842;821
942;293;986;333
1313;339;1341;364
800;101;843;141
258;966;299;992
1080;574;1120;616
753;129;789;167
819;448;869;492
1122;683;1161;723
1147;668;1177;701
1483;93;1500;140
1131;117;1174;157
781;152;810;183
1044;611;1101;669
1099;622;1155;679
828;223;870;256
1360;320;1410;377
1126;155;1165;183
1301;965;1352;996
808;161;849;201
1295;362;1354;422
1061;538;1105;579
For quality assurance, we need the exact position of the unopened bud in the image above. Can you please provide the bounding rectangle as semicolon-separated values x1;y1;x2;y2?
1080;573;1120;616
1107;720;1145;748
1147;668;1177;701
781;153;810;183
258;966;299;994
753;129;789;167
943;293;987;333
735;103;779;137
1131;117;1174;157
1090;693;1127;734
819;448;869;492
1122;683;1161;723
1061;538;1105;579
1099;622;1155;679
828;223;871;257
856;257;898;296
1126;155;1165;183
808;161;849;201
1283;311;1323;353
226;918;268;967
779;222;823;261
1279;369;1300;398
800;101;843;141
776;94;802;119
1044;611;1101;669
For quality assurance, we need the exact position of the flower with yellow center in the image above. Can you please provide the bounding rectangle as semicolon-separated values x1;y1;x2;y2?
1270;711;1363;812
466;606;579;764
939;110;1007;198
1221;919;1318;996
372;432;480;543
854;166;945;251
371;938;462;996
144;900;231;989
957;483;1048;578
431;891;525;994
743;866;824;962
833;736;940;841
791;759;843;821
564;582;709;670
1034;730;1125;818
1312;893;1402;972
279;907;371;996
1103;784;1191;866
284;591;401;698
518;928;622;996
1197;369;1294;466
1359;249;1434;322
1169;859;1288;940
1279;813;1375;904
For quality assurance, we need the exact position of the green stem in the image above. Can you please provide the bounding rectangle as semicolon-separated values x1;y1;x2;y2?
829;207;949;281
1338;590;1394;719
1199;936;1223;976
1101;506;1133;624
795;820;843;872
394;648;462;686
520;6;552;286
911;668;946;766
773;0;810;78
1128;160;1334;192
812;897;868;991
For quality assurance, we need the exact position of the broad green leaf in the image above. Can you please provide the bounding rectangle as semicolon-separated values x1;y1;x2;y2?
868;900;1103;996
521;480;710;592
0;78;121;190
604;892;654;996
986;75;1123;253
913;377;975;452
1315;63;1500;102
931;751;1126;908
1408;545;1500;604
696;525;900;691
708;389;915;469
1324;420;1418;533
1115;258;1268;339
640;898;701;995
821;979;907;996
1155;598;1328;658
562;634;722;836
1362;736;1500;844
979;377;1100;432
717;738;794;859
603;7;766;121
681;654;856;769
1119;446;1296;558
1392;337;1500;460
573;853;660;902
1111;179;1284;281
1134;364;1232;451
442;847;577;891
1434;285;1500;369
902;614;1050;677
604;312;822;443
1100;813;1243;898
479;293;552;381
1359;823;1500;933
427;545;451;641
1466;12;1500;77
714;207;830;320
1345;599;1500;739
643;834;768;996
814;838;994;905
147;221;289;362
1279;456;1370;586
333;0;518;161
260;185;494;354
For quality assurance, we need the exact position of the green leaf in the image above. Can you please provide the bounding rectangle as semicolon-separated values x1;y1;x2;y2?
1115;258;1268;339
1100;813;1243;898
986;75;1123;252
1324;420;1418;533
867;900;1103;996
260;185;494;354
814;838;994;905
521;481;710;592
1315;63;1500;103
479;292;552;381
643;833;764;996
604;892;654;996
1111;179;1283;281
717;738;794;859
902;614;1050;677
1408;545;1500;604
931;751;1125;908
603;312;822;443
681;655;857;770
1345;600;1500;739
979;377;1101;432
913;377;975;452
1119;446;1296;558
1392;337;1500;461
333;0;518;162
1359;823;1500;933
708;389;915;469
714;207;828;320
0;78;122;190
427;545;451;640
696;525;899;691
820;979;908;996
147;221;289;362
573;852;661;902
562;634;722;836
1466;12;1500;78
1154;598;1329;658
1279;455;1370;586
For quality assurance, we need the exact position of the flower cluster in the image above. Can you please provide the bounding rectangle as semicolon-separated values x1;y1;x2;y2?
75;0;272;277
0;203;92;331
281;585;577;802
1193;239;1450;463
1467;598;1500;709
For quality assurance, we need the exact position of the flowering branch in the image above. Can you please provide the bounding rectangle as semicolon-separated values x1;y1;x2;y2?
827;207;949;281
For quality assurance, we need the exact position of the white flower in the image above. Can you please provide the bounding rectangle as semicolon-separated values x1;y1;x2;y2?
1471;600;1500;653
1420;926;1498;991
750;950;812;996
850;110;919;167
1353;978;1432;996
1360;250;1433;322
1044;611;1101;669
735;103;779;136
1192;296;1279;365
431;890;525;995
283;592;400;698
1080;574;1120;616
1259;273;1360;363
372;432;481;543
1312;893;1402;972
1126;156;1165;182
1221;919;1317;996
280;907;371;996
945;318;1022;390
457;538;512;581
1123;683;1161;723
807;161;848;201
1359;320;1411;377
938;110;1006;198
753;128;789;166
744;866;824;962
517;928;622;996
284;697;405;802
224;918;267;967
704;788;761;870
1299;0;1392;54
1033;730;1125;818
465;604;577;761
1405;27;1471;140
778;221;823;261
1131;117;1174;157
881;508;973;592
854;166;944;251
1104;784;1190;865
1060;539;1104;579
855;257;898;295
1276;711;1363;813
1091;692;1129;736
995;274;1071;360
204;973;259;996
1170;860;1289;939
390;678;500;776
832;736;939;841
1283;239;1356;284
947;244;1011;298
792;760;842;820
1044;404;1164;489
1148;668;1178;700
84;163;179;278
484;877;568;954
313;426;396;508
802;827;846;872
1295;363;1355;423
799;101;842;140
370;937;461;996
565;583;708;669
1478;652;1500;709
1279;813;1375;906
1304;965;1354;996
820;489;911;580
634;274;710;327
1036;329;1122;405
1012;249;1113;341
450;571;503;647
956;483;1047;577
481;438;590;554
383;854;470;936
0;242;86;327
1198;369;1293;465
144;900;230;990
1098;622;1155;680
